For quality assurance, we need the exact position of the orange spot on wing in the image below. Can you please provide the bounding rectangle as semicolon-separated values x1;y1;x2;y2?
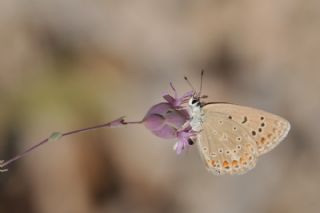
223;160;230;169
232;160;239;167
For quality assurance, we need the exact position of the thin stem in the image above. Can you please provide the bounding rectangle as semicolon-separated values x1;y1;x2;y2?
61;120;142;137
0;118;143;170
0;138;49;168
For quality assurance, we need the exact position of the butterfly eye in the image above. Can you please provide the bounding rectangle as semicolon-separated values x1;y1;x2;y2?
191;99;198;104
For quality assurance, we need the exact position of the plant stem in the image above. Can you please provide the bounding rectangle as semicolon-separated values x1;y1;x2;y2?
0;118;143;170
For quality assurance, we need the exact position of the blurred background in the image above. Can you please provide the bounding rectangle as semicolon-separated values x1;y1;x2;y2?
0;0;319;213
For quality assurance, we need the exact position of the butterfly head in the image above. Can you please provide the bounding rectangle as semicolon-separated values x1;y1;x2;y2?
189;95;201;108
185;70;208;109
187;90;208;110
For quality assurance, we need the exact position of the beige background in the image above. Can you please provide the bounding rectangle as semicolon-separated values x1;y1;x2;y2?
0;1;319;213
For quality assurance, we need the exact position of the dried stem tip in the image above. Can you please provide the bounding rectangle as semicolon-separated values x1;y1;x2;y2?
0;160;8;173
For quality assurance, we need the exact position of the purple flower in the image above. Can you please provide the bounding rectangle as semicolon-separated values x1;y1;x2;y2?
174;126;197;154
142;84;196;154
162;82;193;108
143;103;189;139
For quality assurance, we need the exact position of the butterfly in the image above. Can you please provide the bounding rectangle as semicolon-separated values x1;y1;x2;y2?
186;72;291;175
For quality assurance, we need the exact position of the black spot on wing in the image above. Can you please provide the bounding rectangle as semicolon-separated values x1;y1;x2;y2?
241;116;248;124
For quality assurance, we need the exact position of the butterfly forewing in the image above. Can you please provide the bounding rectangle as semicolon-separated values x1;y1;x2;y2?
203;103;291;156
197;111;258;175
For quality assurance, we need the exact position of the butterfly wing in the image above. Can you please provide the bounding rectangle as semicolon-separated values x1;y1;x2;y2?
203;103;291;156
197;110;258;175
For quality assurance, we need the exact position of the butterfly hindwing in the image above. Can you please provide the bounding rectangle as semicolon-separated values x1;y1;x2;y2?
197;111;258;175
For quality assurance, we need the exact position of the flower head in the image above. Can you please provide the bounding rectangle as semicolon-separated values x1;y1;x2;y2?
143;102;189;139
142;83;196;154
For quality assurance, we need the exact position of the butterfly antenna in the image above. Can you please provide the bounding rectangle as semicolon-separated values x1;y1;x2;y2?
184;76;196;93
199;70;204;97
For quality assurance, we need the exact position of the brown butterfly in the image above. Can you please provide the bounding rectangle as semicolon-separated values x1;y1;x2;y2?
186;73;290;175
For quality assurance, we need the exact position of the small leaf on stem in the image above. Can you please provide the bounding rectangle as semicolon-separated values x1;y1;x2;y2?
49;132;63;142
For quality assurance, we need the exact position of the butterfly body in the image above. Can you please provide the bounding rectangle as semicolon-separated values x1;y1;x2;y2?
188;99;203;132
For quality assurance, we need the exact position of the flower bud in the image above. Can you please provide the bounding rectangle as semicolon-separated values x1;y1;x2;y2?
143;103;189;139
142;84;195;154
